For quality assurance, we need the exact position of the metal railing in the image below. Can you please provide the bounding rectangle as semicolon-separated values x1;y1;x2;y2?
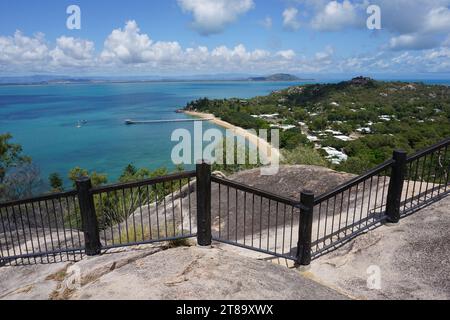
90;171;197;250
401;138;450;216
210;175;307;262
311;160;393;258
0;171;197;266
0;191;83;266
1;137;449;267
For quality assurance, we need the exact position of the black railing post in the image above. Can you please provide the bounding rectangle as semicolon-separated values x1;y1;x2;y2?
196;161;212;246
296;190;314;266
386;150;407;223
76;177;102;256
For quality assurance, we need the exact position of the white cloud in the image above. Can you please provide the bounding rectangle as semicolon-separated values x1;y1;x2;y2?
100;20;183;65
370;0;450;50
311;0;360;31
177;0;254;35
315;45;335;63
283;8;301;31
1;19;449;75
0;31;49;65
389;33;440;51
443;35;450;47
260;16;273;29
50;36;95;67
277;50;296;59
424;6;450;33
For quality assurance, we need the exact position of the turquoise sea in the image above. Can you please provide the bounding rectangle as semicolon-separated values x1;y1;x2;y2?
0;81;311;188
1;79;449;190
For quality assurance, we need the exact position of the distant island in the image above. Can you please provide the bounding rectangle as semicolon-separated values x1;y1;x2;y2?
0;73;309;86
247;73;302;82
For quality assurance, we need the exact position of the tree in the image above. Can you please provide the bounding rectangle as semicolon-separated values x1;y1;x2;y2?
49;173;64;192
2;164;42;200
68;167;108;188
0;133;30;184
0;134;35;201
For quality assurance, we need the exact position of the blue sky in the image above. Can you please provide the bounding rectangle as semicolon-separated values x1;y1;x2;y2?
0;0;449;77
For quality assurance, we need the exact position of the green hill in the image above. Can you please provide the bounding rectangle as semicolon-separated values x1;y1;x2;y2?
184;77;450;174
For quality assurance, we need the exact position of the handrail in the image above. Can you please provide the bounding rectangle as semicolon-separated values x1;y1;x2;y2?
211;175;303;208
314;159;394;205
406;137;450;162
90;170;196;194
0;190;78;208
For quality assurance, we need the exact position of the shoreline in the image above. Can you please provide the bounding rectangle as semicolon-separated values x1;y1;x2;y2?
182;110;282;162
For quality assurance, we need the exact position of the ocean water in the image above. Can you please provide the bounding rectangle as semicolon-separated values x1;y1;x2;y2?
0;81;309;187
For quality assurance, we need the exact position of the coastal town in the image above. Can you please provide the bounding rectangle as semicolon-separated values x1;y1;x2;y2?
184;77;450;174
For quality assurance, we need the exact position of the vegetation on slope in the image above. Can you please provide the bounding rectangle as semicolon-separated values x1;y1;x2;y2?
184;77;450;174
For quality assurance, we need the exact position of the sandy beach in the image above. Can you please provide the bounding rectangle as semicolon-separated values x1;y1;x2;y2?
183;110;282;162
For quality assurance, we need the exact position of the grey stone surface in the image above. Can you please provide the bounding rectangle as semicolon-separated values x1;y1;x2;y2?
309;196;450;300
0;244;347;300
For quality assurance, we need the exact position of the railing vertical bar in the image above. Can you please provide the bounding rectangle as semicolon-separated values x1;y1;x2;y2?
235;188;238;243
64;197;76;255
38;201;49;261
0;207;12;263
163;182;168;239
50;199;63;261
282;204;287;255
179;180;184;237
130;188;137;243
121;189;130;243
403;162;412;212
138;187;145;241
267;200;271;251
227;186;230;241
289;205;294;255
259;196;263;250
30;202;43;263
366;176;374;226
57;198;70;261
444;145;449;193
330;196;337;243
410;159;420;208
323;199;329;247
154;184;161;240
72;195;82;253
16;204;31;263
351;184;359;234
218;182;221;239
338;191;344;239
145;185;153;241
344;187;351;237
417;155;428;204
187;177;192;234
21;204;35;263
114;190;122;244
171;181;176;237
274;202;279;254
430;148;442;199
8;206;21;265
316;202;322;251
358;180;366;231
373;175;381;220
251;193;255;247
424;153;434;200
243;192;247;246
